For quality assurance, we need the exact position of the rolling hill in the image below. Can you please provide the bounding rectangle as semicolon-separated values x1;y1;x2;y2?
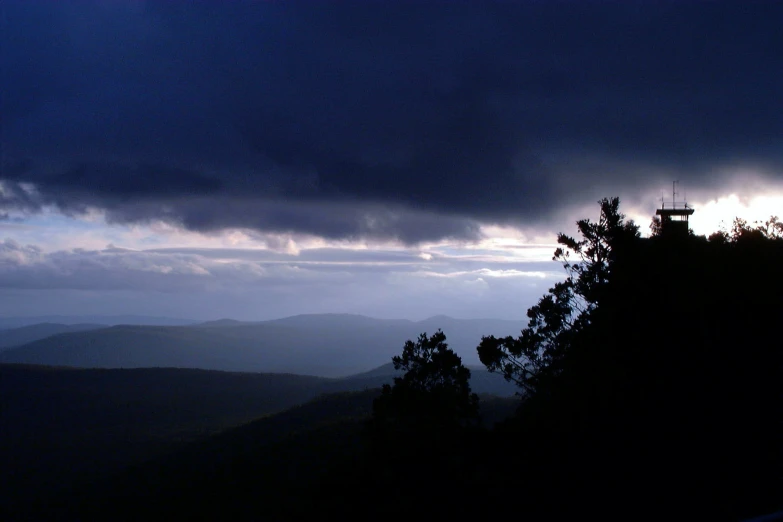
0;314;525;377
1;362;519;520
54;387;521;521
50;390;385;521
0;323;105;350
0;364;334;514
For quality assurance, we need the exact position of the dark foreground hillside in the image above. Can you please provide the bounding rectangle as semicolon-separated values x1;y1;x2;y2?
50;390;519;522
0;362;516;521
0;364;332;518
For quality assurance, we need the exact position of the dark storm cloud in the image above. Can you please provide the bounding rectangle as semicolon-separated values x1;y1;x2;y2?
95;196;482;243
2;1;782;240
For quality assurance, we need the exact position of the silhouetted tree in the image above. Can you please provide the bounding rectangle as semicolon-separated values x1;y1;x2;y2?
372;330;478;427
649;214;663;236
365;330;483;517
709;215;783;243
477;197;639;395
758;215;783;239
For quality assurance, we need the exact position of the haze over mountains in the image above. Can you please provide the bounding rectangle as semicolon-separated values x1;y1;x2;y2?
0;323;105;349
0;314;524;377
0;315;197;329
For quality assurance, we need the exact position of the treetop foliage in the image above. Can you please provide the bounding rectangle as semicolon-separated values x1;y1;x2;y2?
477;197;639;394
708;215;783;243
372;330;478;428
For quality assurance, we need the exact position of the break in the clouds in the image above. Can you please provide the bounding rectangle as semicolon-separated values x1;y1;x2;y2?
3;1;783;243
0;238;561;320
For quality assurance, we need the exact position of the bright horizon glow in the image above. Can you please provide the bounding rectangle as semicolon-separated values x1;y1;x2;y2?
626;184;783;239
688;194;783;237
0;209;562;321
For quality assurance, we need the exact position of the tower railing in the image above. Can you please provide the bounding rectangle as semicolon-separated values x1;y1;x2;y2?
660;201;691;210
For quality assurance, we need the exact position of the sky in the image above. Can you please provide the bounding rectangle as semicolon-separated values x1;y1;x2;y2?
1;1;782;321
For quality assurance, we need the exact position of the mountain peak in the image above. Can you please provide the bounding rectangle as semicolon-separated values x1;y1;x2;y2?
196;319;250;327
420;314;456;323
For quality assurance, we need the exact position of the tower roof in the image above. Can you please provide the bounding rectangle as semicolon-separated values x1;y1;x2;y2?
656;207;694;217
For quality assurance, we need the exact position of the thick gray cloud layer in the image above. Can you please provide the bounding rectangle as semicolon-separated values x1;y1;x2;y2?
2;1;782;241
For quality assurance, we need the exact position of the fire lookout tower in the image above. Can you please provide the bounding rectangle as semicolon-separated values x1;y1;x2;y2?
656;181;694;236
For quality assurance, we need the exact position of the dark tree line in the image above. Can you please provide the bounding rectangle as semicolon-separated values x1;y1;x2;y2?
372;198;782;520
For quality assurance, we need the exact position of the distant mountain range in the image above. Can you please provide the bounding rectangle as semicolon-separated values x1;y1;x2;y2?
0;314;525;377
0;323;105;349
0;315;197;329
